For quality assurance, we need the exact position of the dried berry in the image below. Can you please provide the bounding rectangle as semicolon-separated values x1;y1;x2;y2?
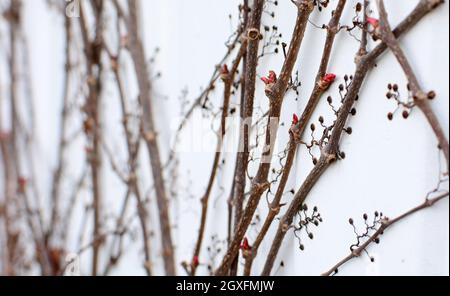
402;110;409;119
387;112;394;121
427;91;436;100
319;116;324;124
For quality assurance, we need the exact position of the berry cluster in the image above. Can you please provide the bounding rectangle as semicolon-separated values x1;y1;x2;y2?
294;204;323;251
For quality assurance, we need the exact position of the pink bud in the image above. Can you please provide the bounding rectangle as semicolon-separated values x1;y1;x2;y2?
261;71;277;85
18;177;28;193
268;71;277;82
366;17;379;28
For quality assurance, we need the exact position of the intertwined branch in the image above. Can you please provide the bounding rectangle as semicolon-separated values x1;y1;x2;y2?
261;0;446;275
0;0;447;277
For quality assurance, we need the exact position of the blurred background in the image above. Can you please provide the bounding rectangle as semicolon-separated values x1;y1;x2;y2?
0;0;448;276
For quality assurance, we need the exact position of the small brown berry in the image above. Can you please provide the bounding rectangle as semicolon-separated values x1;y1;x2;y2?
387;112;394;121
427;91;436;100
402;110;409;119
319;116;324;124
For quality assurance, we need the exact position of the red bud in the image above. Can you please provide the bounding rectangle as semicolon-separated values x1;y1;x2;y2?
323;73;336;83
240;237;251;251
319;73;337;90
192;256;199;267
221;64;229;75
292;114;299;125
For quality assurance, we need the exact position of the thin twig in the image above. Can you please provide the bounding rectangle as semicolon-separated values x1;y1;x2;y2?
125;0;176;275
190;42;247;276
376;0;449;169
322;191;449;276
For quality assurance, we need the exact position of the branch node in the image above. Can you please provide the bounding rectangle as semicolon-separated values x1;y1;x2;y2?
247;28;261;41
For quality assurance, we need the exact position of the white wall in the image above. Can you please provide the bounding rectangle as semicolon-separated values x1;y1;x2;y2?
14;0;450;275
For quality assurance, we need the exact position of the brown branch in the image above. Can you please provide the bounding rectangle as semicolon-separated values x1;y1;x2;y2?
322;191;449;276
190;41;247;276
0;120;16;276
104;20;153;274
228;0;250;276
376;0;449;169
78;0;105;276
125;0;176;275
243;0;348;276
231;0;266;238
5;0;52;275
1;7;17;276
216;0;315;276
103;189;132;276
357;0;369;59
261;0;444;275
228;0;266;276
49;12;72;241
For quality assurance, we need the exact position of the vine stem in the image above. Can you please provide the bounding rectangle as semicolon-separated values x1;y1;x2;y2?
190;41;247;276
322;191;449;276
243;0;348;276
261;0;445;276
216;0;315;276
376;0;449;170
126;0;176;275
